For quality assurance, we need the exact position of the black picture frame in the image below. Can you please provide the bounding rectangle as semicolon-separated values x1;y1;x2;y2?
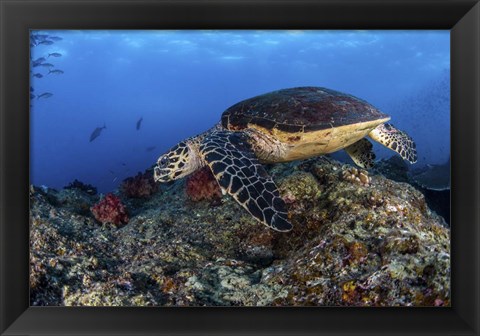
1;0;479;335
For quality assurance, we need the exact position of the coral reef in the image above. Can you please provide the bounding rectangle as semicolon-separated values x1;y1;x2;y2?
341;167;371;185
373;155;450;226
64;179;98;195
120;170;158;198
90;193;129;226
31;184;97;216
30;156;450;306
185;166;222;202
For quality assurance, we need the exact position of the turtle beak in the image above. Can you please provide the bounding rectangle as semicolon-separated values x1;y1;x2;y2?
154;154;172;182
153;166;170;183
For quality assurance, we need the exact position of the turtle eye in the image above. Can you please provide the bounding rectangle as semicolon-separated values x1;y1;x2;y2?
159;156;169;166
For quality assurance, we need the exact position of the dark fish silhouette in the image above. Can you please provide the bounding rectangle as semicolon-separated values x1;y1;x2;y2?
49;36;63;41
33;73;43;78
136;117;143;130
38;40;54;45
34;57;46;63
39;63;54;68
34;34;50;40
89;124;106;142
30;93;35;100
37;92;53;99
48;69;64;75
48;52;62;57
146;146;156;152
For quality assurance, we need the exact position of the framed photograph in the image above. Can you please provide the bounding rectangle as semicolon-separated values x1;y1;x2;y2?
1;1;479;335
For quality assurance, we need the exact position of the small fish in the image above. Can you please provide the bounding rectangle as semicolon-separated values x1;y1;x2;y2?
49;36;63;41
30;86;34;92
48;69;64;75
146;146;156;152
34;57;46;63
38;40;54;45
48;52;62;58
30;93;36;100
37;92;53;99
33;73;43;78
39;63;54;68
136;117;143;130
121;162;126;166
89;124;107;142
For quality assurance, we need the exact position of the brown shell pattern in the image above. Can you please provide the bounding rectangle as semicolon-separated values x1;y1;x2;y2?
221;87;390;132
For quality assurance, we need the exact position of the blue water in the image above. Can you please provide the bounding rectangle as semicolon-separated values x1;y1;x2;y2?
30;30;450;193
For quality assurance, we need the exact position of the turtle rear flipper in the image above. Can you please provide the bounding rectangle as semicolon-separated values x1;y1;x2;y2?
199;130;293;232
369;123;417;163
345;138;376;169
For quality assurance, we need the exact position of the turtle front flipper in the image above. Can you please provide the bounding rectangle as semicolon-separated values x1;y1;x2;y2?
369;123;417;163
345;138;376;169
199;130;293;232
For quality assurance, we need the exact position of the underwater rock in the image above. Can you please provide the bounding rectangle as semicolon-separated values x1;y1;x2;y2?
91;193;129;226
31;184;97;217
411;157;450;191
30;157;450;306
372;155;410;183
64;179;97;195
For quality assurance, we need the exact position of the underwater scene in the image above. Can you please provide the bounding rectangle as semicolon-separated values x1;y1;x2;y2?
29;30;450;306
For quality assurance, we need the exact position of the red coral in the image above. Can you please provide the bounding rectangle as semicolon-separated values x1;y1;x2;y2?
91;193;129;226
186;166;222;202
120;171;158;198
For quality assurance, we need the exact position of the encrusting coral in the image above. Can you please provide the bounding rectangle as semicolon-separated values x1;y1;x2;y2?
185;166;223;202
120;171;158;199
90;193;129;226
341;167;371;185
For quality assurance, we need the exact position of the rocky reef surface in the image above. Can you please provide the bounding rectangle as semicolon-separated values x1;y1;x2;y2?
30;157;450;306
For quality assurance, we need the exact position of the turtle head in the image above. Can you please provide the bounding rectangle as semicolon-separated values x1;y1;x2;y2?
154;140;201;183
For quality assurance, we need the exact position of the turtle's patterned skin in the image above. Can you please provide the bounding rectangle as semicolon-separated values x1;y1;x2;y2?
154;87;418;232
200;131;291;231
369;123;417;163
344;138;376;169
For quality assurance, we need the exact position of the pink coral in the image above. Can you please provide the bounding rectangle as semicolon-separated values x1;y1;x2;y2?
91;193;128;226
120;171;158;198
186;166;222;202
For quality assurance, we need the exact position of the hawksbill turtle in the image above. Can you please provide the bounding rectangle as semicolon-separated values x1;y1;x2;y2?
154;87;417;232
